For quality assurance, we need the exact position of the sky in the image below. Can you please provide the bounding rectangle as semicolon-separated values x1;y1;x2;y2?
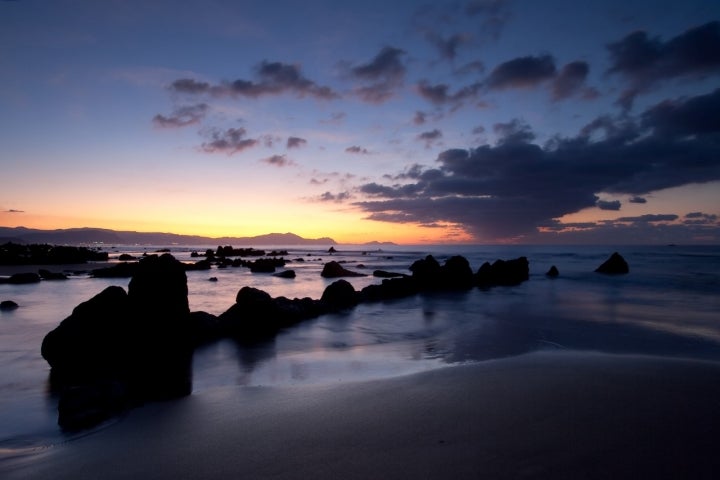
1;0;719;244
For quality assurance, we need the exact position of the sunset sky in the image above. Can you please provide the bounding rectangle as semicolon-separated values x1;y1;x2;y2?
1;0;719;244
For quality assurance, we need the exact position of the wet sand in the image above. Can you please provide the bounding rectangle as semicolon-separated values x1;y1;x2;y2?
4;351;720;479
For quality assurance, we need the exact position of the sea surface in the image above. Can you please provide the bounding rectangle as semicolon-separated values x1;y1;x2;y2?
1;244;719;457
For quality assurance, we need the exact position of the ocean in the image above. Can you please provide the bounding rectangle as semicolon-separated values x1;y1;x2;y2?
1;244;719;456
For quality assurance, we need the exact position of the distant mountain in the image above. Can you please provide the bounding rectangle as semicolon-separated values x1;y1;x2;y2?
0;227;337;246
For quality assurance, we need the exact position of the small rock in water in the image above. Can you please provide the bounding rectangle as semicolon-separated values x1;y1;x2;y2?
595;252;629;274
546;265;559;277
1;300;19;310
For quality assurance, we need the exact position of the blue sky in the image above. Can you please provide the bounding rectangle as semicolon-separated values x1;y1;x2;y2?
1;0;719;244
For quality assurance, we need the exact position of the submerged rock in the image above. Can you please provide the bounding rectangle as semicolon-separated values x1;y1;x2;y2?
595;252;629;274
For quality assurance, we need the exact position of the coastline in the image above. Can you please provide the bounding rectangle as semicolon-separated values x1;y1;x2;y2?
5;350;720;479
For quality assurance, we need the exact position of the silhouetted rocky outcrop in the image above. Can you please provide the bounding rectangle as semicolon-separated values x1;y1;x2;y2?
475;257;529;287
41;254;193;430
321;261;365;278
39;269;68;280
91;262;140;278
321;279;359;309
595;252;629;274
546;265;559;277
0;242;108;265
0;272;42;284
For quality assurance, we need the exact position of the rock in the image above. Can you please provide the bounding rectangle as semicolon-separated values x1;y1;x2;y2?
410;255;473;290
409;255;441;288
248;258;286;273
360;277;418;302
91;262;139;278
57;381;128;431
546;265;559;277
321;279;358;309
328;246;337;253
185;259;212;271
208;276;218;282
274;270;296;279
321;261;365;278
595;252;629;274
39;269;68;280
475;257;529;287
189;311;221;344
118;254;136;261
1;272;42;284
42;253;194;429
1;300;19;310
373;270;407;278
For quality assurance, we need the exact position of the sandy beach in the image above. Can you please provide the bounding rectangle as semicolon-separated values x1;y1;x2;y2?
4;351;720;479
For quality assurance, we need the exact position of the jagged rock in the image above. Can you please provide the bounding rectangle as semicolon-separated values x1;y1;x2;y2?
39;269;68;280
185;259;212;271
410;255;473;290
321;279;358;309
595;252;629;274
321;261;365;278
360;277;418;302
546;265;559;277
248;257;286;273
409;255;441;288
1;300;19;310
475;257;529;287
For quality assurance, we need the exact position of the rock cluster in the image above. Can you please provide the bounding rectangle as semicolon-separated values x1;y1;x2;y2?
41;254;192;430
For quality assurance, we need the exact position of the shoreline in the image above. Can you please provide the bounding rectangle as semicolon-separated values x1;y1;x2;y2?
5;350;720;479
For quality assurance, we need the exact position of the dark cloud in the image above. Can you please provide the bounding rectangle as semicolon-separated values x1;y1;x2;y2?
486;54;556;90
319;191;351;202
5;209;24;213
607;21;720;110
417;129;443;148
345;146;370;155
170;61;339;100
615;214;678;223
349;46;407;103
413;111;427;125
201;127;258;155
152;103;208;128
683;212;718;225
286;136;307;149
596;199;622;211
629;196;647;204
416;80;480;106
551;61;597;101
642;88;720;137
170;78;210;94
352;89;720;241
261;154;295;167
493;119;534;144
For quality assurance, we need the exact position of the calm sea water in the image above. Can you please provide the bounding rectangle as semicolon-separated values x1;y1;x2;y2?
1;244;719;454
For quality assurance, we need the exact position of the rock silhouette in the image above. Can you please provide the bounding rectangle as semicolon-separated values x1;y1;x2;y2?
595;252;629;274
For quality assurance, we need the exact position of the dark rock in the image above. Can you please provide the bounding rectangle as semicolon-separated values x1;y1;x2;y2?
248;257;286;273
546;265;559;277
91;262;139;278
321;261;365;278
1;300;19;310
274;270;296;279
475;257;529;287
0;242;108;265
328;246;337;253
39;269;68;280
409;255;441;288
189;310;221;344
595;252;629;274
42;253;193;429
57;381;128;431
321;279;358;309
373;270;407;278
208;277;218;282
118;254;136;261
185;259;212;271
410;255;473;290
360;277;418;302
5;272;42;284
